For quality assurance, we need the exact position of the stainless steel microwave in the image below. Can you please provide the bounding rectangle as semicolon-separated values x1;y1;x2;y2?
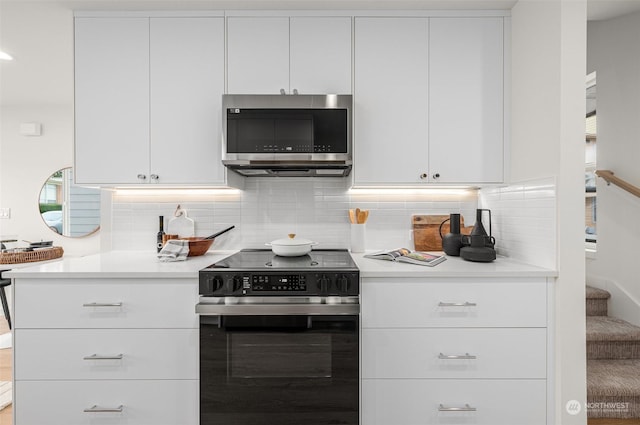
221;94;352;177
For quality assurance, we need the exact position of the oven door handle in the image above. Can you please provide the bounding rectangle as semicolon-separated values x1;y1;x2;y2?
195;303;359;316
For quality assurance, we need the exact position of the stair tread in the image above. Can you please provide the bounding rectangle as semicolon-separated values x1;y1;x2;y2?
587;285;611;300
587;316;640;342
588;359;640;396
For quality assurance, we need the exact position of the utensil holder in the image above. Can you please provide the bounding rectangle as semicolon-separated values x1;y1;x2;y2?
350;224;366;253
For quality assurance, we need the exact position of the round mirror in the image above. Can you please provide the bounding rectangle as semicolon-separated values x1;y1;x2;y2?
38;168;100;237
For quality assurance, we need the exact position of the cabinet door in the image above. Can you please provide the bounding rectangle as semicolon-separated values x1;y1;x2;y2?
14;279;198;329
15;380;198;425
227;17;290;94
429;17;504;183
74;17;150;184
362;328;547;379
353;18;429;185
15;329;198;380
361;279;547;328
290;17;352;94
362;379;546;425
150;17;226;184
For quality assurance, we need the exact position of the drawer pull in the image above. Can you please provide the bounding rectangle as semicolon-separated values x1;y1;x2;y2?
438;301;477;307
438;352;477;360
438;403;476;412
83;353;124;360
82;302;123;307
83;405;124;413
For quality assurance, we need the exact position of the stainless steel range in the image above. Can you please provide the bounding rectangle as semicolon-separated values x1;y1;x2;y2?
196;249;360;425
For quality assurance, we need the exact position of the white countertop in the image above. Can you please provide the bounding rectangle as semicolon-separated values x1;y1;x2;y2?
350;253;556;278
5;250;237;279
5;250;556;280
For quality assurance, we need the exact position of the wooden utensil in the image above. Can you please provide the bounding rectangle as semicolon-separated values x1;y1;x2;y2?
357;209;368;224
349;209;356;224
355;208;361;223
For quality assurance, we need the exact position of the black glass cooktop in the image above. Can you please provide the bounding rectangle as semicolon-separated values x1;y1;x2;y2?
202;249;358;271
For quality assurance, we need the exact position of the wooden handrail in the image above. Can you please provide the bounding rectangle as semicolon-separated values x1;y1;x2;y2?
595;170;640;199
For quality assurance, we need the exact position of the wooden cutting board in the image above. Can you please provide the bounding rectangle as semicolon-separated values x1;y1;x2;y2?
412;214;471;251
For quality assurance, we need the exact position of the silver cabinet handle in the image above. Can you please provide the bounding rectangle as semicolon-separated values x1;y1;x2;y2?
420;173;428;180
150;174;159;181
83;302;123;307
432;172;441;180
84;405;124;413
438;301;477;307
280;88;286;95
83;354;124;360
438;352;477;360
439;403;476;412
292;88;299;95
137;174;147;180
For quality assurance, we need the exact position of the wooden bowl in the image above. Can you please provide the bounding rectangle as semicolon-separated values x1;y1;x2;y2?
181;237;214;257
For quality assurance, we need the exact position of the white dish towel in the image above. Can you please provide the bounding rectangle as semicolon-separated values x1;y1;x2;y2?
157;239;189;262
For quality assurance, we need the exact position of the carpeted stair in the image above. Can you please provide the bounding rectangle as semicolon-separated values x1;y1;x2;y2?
586;285;640;419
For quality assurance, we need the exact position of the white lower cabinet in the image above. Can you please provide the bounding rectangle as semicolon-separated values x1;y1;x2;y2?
15;328;198;380
15;380;198;425
362;379;547;425
362;328;547;379
361;277;549;424
13;278;199;424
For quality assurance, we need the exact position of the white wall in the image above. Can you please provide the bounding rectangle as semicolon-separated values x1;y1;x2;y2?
0;105;101;255
586;12;640;324
0;2;101;255
511;1;587;424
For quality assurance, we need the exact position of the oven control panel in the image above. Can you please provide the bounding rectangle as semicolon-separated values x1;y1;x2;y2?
251;275;307;292
199;271;359;297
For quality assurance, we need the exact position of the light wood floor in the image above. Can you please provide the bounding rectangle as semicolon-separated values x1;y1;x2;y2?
589;420;640;424
0;317;11;425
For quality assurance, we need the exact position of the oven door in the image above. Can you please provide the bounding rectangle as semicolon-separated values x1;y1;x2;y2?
199;311;359;425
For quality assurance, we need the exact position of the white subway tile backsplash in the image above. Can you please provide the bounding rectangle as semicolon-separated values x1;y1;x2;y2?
479;177;556;269
109;178;478;251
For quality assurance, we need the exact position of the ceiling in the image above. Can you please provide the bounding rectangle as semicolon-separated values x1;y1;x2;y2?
1;0;640;107
2;0;637;19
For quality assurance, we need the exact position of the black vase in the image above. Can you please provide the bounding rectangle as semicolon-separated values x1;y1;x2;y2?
439;213;463;256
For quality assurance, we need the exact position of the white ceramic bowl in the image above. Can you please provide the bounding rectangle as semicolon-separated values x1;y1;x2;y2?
266;234;318;257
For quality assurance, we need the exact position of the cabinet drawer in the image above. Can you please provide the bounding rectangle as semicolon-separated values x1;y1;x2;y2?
362;279;547;328
14;279;198;328
362;328;546;379
15;329;198;380
362;379;546;425
15;379;198;425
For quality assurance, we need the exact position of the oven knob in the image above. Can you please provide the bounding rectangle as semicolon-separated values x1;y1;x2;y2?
210;276;224;292
336;275;350;293
317;275;331;293
232;276;243;293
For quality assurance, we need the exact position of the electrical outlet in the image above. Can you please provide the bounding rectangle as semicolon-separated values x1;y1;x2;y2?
0;208;10;219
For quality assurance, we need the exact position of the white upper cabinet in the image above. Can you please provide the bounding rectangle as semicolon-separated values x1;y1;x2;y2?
353;16;506;186
150;17;226;184
227;17;290;95
428;17;504;183
289;17;352;94
353;17;429;185
75;18;150;185
227;16;352;94
75;16;227;185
